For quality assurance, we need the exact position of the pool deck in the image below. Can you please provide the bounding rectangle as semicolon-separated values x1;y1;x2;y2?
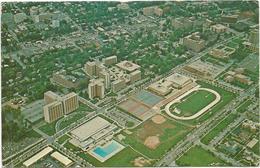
88;140;125;162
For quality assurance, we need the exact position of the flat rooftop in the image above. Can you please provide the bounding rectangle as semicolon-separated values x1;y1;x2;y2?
51;151;73;167
116;60;140;72
166;73;192;86
23;147;53;167
70;116;111;142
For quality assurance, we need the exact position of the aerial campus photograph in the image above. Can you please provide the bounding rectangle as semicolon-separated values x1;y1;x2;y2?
1;0;259;167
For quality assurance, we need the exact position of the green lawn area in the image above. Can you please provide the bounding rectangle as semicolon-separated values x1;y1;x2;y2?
193;81;236;124
176;145;227;166
201;113;239;145
78;147;150;167
59;112;88;130
38;120;59;136
226;41;238;48
171;90;216;117
27;129;42;138
57;134;70;144
251;141;259;155
64;141;81;152
236;99;253;113
123;118;193;159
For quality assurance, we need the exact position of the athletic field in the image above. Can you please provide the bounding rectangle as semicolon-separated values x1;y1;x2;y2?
170;90;216;117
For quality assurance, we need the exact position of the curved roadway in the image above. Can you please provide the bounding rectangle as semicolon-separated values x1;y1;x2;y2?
165;87;221;120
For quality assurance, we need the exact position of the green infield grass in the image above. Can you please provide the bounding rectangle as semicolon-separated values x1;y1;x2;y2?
170;90;216;117
176;145;228;166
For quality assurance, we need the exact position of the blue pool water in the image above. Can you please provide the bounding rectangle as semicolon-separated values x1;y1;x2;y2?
93;141;121;158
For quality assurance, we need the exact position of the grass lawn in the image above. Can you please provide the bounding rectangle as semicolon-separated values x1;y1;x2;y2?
201;113;239;145
57;134;70;144
59;112;88;130
226;41;238;48
64;141;81;152
251;141;259;155
236;99;253;113
27;129;42;138
171;90;216;117
38;120;59;136
78;147;149;167
123;117;193;159
193;81;236;124
176;145;227;166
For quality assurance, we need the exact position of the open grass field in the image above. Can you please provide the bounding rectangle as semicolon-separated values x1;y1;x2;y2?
170;90;216;117
38;120;58;136
57;134;70;144
78;147;150;167
191;81;236;124
176;146;227;166
123;116;194;159
201;113;239;145
251;142;259;155
236;99;253;113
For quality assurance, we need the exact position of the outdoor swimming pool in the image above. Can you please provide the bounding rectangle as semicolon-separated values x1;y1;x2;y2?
89;140;125;162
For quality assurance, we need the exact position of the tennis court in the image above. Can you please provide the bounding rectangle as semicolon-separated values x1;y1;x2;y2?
118;99;154;121
132;90;163;107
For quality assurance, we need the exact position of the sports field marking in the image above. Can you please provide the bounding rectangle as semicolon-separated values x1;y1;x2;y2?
165;87;221;120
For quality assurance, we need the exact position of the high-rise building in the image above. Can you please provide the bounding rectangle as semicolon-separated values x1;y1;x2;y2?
143;7;154;16
111;79;126;92
88;79;105;99
84;61;96;77
102;55;117;65
130;70;141;84
44;91;61;104
99;70;111;89
43;91;79;123
44;101;64;123
84;61;107;78
183;32;205;52
62;92;79;114
154;7;163;16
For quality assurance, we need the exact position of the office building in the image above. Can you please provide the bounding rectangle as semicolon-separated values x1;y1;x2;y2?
51;70;79;89
88;79;105;99
154;7;163;16
148;73;193;96
111;79;126;92
210;24;227;33
70;116;118;150
102;55;117;65
172;17;193;29
43;91;79;123
183;32;205;52
99;70;111;89
143;7;154;16
44;91;61;104
209;45;236;59
116;60;140;72
84;61;96;77
44;101;63;123
130;70;141;84
221;15;238;24
62;92;79;115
